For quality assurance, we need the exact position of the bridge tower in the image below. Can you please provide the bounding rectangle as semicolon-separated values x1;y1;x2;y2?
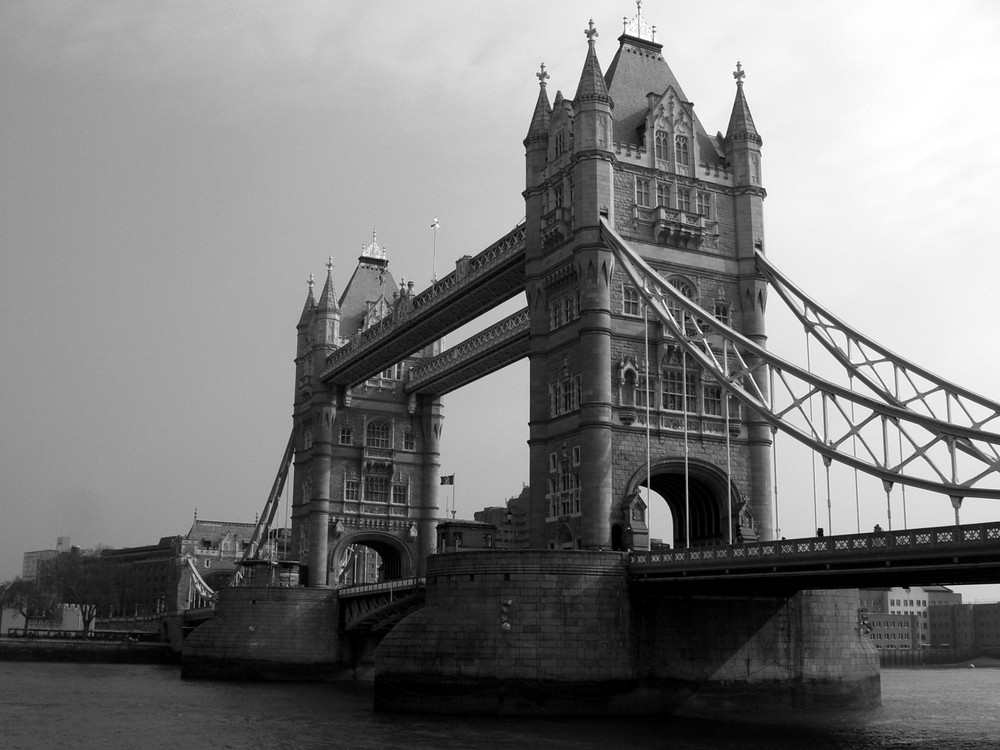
291;235;442;586
524;16;773;551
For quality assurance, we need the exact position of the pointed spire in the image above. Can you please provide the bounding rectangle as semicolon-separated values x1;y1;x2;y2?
575;19;611;106
316;256;339;313
525;62;552;143
297;273;316;329
726;61;760;143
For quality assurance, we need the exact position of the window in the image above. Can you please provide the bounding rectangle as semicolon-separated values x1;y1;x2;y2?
665;278;695;332
663;368;698;413
391;484;407;505
654;130;669;160
339;426;353;445
555;130;566;157
623;285;641;317
714;302;731;327
345;480;359;501
635;375;653;409
403;432;416;451
675;135;689;166
677;188;691;213
697;192;711;216
550;374;581;416
365;419;391;448
656;182;670;208
365;475;389;504
703;383;723;417
554;183;564;208
635;177;651;207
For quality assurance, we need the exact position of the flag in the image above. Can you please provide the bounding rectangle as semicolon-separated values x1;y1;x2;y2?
440;474;454;485
431;217;440;229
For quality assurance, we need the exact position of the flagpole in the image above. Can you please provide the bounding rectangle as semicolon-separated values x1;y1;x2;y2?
452;475;456;519
431;217;439;284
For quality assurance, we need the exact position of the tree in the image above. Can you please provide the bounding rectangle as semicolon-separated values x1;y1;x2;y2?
39;549;121;636
0;578;53;636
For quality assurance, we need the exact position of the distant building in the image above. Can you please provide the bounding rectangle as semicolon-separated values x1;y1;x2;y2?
474;486;530;549
436;520;498;552
860;586;961;649
930;602;975;649
21;536;71;582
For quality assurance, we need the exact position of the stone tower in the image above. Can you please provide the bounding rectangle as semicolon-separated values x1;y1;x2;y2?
291;234;442;586
524;13;772;551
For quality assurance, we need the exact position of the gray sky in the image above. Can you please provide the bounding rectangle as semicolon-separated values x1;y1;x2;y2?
3;1;1000;599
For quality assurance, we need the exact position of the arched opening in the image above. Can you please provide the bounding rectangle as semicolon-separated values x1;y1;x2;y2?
625;459;741;550
330;533;412;586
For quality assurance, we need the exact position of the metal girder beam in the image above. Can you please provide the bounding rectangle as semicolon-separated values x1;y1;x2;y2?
600;217;1000;500
406;309;530;396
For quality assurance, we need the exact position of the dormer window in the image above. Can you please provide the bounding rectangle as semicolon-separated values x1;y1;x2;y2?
654;130;669;161
674;135;689;167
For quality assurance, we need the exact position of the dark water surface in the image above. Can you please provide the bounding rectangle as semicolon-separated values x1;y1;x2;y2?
2;663;999;749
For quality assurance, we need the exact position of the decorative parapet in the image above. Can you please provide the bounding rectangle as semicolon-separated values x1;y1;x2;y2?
630;204;717;249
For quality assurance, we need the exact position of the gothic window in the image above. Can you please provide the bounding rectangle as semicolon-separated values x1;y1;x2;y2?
554;183;564;208
697;191;711;216
365;418;391;449
656;182;670;208
549;374;581;417
677;188;691;213
635;373;653;409
550;299;562;329
654;130;669;161
365;475;389;504
703;383;723;416
674;134;689;166
664;278;695;332
344;480;359;501
663;368;698;413
391;484;408;504
555;130;566;157
622;285;641;317
714;301;731;327
339;426;353;445
403;432;416;451
635;177;651;207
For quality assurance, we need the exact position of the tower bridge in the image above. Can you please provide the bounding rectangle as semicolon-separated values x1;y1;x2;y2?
183;8;1000;717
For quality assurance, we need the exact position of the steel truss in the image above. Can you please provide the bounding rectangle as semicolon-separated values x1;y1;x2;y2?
601;217;1000;503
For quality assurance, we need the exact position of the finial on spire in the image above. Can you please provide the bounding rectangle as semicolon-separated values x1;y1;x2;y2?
326;256;334;274
537;62;549;86
361;228;386;260
623;0;654;41
584;19;598;43
307;273;315;291
734;61;746;86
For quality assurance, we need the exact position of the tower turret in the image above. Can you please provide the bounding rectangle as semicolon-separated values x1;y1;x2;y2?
572;19;615;227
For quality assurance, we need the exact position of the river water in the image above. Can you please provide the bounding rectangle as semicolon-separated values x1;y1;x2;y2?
2;663;999;749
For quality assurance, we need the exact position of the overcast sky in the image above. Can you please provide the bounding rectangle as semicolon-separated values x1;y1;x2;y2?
3;1;1000;598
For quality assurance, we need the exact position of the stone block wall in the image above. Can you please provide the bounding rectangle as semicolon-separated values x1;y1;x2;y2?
375;550;636;713
181;586;340;680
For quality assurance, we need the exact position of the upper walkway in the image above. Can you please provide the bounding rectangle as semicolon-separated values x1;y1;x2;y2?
320;225;526;388
628;522;1000;593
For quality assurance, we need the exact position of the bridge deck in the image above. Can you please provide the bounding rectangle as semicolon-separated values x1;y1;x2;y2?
628;523;1000;592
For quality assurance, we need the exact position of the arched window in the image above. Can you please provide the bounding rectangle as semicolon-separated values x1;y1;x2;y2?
365;418;391;449
674;134;689;166
664;277;695;331
654;130;669;160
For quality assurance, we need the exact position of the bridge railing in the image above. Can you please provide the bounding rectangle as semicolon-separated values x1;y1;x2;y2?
336;577;425;599
628;522;1000;570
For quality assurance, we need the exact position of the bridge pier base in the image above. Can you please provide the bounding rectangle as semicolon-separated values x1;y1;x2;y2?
181;586;342;680
375;551;880;716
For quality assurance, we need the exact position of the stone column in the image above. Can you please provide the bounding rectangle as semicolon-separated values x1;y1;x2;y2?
418;396;444;576
307;402;334;587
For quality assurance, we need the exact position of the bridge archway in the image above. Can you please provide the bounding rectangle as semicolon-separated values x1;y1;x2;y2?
329;532;414;586
622;459;742;550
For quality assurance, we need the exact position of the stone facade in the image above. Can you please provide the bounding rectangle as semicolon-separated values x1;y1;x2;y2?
523;17;771;554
